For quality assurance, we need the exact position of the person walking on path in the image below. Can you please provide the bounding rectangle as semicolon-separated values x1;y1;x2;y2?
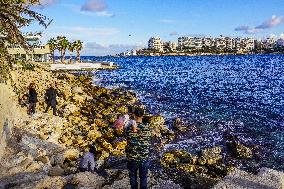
28;82;37;115
125;107;152;189
44;82;58;116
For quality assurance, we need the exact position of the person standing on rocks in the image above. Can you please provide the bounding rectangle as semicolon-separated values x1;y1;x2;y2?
28;82;38;115
125;107;152;189
44;82;58;116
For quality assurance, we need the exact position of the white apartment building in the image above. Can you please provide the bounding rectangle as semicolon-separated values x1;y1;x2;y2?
178;36;204;50
148;37;164;52
215;36;226;50
243;38;255;51
163;41;177;51
192;37;203;49
202;37;214;48
276;38;284;47
178;36;190;50
233;38;242;51
264;37;276;49
225;37;234;50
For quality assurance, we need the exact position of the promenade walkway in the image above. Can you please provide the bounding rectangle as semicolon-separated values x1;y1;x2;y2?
50;62;115;71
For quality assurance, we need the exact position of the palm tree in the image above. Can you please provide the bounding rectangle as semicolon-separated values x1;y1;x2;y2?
47;38;57;63
74;40;83;63
67;41;76;64
57;36;69;63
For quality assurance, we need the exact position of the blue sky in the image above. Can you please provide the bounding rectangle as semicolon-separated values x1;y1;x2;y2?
28;0;284;55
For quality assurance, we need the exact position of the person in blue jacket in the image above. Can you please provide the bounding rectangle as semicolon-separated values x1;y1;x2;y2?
79;145;108;178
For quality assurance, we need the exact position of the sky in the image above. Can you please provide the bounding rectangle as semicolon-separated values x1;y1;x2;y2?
26;0;284;56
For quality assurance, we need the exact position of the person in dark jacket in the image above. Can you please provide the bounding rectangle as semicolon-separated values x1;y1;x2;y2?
44;82;58;116
28;82;37;115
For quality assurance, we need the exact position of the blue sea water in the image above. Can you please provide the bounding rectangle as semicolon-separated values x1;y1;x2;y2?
82;55;284;170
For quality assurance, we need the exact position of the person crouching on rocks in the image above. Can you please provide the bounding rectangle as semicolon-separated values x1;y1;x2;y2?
28;82;38;115
125;107;152;189
79;145;108;178
44;82;58;116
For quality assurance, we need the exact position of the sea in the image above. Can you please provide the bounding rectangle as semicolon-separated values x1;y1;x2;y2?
81;54;284;171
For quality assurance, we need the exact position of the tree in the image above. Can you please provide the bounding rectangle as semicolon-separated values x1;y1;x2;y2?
57;36;69;63
74;40;83;63
0;0;52;51
67;41;76;64
47;38;57;63
0;0;51;82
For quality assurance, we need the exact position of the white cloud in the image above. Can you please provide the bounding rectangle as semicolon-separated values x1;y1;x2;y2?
81;0;107;12
269;33;277;39
42;26;119;44
60;26;119;36
33;0;57;8
96;11;115;17
279;33;284;39
82;42;141;56
169;31;178;36
160;19;176;24
63;3;114;18
245;28;263;34
256;15;284;29
234;25;250;31
235;15;284;34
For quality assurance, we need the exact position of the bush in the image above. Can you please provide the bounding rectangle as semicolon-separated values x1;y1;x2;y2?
20;61;36;71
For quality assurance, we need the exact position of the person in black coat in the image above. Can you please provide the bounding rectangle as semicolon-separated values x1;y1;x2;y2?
44;82;58;116
28;82;38;115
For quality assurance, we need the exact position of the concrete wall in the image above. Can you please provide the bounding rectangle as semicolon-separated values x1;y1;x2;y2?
0;83;21;159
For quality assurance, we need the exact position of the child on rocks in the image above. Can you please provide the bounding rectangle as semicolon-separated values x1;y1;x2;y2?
114;106;138;133
79;145;108;178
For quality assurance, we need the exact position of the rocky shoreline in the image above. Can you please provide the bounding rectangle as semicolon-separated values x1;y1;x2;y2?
0;62;283;189
0;62;181;189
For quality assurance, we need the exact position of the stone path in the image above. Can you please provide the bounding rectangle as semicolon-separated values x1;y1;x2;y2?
213;168;284;189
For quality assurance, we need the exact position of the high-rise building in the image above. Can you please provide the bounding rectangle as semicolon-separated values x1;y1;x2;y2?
148;37;164;52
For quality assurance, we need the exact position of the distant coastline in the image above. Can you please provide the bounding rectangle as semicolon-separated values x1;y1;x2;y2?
116;51;284;57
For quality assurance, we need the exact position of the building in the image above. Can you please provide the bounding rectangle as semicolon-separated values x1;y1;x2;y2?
130;49;137;56
265;37;276;49
215;36;226;50
163;41;177;52
178;36;203;50
148;37;164;52
178;36;190;50
243;38;255;51
202;37;215;48
233;38;242;51
276;38;284;47
225;37;234;50
192;37;203;49
3;34;50;62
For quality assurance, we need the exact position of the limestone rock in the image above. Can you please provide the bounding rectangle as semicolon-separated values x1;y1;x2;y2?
48;165;65;176
19;157;33;168
71;172;105;188
35;176;66;189
64;148;80;161
26;161;43;172
72;86;84;94
35;155;50;164
152;179;183;189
